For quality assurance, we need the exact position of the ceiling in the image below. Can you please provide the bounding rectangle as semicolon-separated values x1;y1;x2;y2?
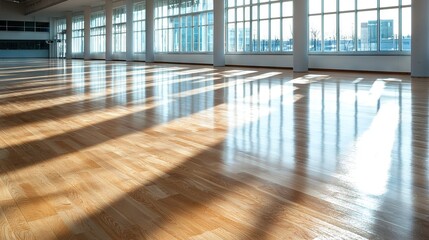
2;0;123;17
30;0;105;17
1;0;31;3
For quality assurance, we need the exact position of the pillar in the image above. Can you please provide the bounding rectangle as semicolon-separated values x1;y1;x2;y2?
411;0;429;77
213;0;225;67
66;12;73;59
293;0;308;72
84;6;91;60
146;0;154;62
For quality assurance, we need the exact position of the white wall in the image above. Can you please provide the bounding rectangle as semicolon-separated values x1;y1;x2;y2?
0;32;49;40
146;53;411;73
112;52;126;61
309;55;411;73
222;53;410;73
72;53;84;59
90;53;106;60
155;53;213;65
0;50;48;58
226;54;294;68
134;53;145;61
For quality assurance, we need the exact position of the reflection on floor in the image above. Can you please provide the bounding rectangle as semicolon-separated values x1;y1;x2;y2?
0;59;427;239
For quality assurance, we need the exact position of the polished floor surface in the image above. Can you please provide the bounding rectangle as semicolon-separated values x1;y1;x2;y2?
0;59;428;239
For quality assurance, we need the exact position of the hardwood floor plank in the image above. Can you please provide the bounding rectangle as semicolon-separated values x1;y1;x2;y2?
0;177;13;202
58;208;113;240
0;205;18;240
1;200;36;240
28;219;58;240
40;215;74;240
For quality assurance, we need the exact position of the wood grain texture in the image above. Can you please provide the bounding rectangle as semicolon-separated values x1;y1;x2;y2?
0;59;428;239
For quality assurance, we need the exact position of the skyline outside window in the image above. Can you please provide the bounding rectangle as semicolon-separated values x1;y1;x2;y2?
309;0;411;53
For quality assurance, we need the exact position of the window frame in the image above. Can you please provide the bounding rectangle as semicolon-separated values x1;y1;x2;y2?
134;1;146;53
154;0;214;53
113;6;127;53
90;11;106;53
72;15;85;54
226;0;294;55
308;0;412;55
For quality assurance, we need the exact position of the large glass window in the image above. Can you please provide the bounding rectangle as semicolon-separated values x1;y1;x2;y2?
154;0;213;53
134;1;146;53
55;19;66;58
226;0;293;53
90;11;106;53
309;0;411;53
72;16;84;54
113;6;127;53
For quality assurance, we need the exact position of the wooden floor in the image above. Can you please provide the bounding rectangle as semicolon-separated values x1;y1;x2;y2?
0;59;428;239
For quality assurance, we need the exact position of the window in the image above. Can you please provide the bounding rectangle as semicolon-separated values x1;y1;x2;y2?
0;20;49;32
90;11;106;53
154;0;214;53
25;22;35;32
113;6;127;53
7;21;24;31
226;0;293;53
0;21;6;31
309;0;411;53
35;22;50;32
134;1;146;53
55;19;67;58
72;16;84;54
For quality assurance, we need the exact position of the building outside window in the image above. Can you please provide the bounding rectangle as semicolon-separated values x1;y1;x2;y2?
72;15;84;54
154;0;214;53
134;1;146;53
113;6;127;53
226;0;293;53
309;0;411;53
90;11;106;53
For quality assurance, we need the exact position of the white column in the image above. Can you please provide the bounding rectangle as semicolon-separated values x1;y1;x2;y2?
126;0;134;61
84;6;91;60
105;0;113;61
66;12;73;59
146;0;155;62
293;0;308;72
213;0;225;67
411;0;429;77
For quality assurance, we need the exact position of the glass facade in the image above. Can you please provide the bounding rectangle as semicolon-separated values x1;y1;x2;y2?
226;0;293;53
90;11;106;53
154;0;214;52
55;0;415;58
309;0;411;53
134;1;146;53
113;6;127;53
55;19;67;58
72;16;84;54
